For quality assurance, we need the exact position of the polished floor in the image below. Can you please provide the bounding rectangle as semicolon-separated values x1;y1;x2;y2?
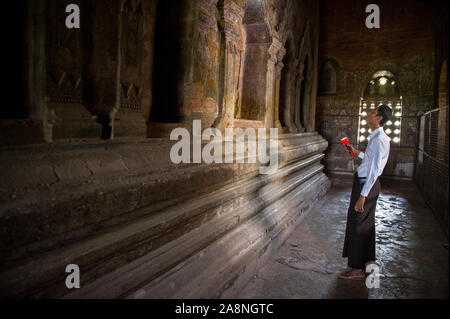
236;175;449;299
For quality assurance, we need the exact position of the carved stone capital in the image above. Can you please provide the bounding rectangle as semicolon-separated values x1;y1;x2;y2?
197;0;218;32
220;0;244;25
275;62;285;78
198;0;218;12
219;0;244;42
268;38;284;65
277;46;286;64
271;37;284;53
223;21;241;42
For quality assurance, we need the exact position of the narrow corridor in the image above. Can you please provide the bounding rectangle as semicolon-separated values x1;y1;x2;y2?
237;176;449;299
0;0;448;301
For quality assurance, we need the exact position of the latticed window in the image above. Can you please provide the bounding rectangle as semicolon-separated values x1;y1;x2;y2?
358;71;402;145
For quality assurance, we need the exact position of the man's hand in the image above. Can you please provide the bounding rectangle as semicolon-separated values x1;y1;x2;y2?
355;195;366;213
348;143;361;156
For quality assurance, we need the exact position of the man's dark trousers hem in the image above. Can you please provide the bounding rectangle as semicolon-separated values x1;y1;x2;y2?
342;172;381;270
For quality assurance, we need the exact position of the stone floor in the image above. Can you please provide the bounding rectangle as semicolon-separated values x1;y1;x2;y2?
236;175;449;299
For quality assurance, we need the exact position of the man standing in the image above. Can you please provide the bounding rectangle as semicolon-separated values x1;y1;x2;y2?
339;104;392;280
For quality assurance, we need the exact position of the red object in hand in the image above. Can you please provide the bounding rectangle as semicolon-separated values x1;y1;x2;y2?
341;137;355;157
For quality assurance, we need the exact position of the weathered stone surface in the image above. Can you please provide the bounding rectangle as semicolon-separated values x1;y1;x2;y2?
0;133;329;298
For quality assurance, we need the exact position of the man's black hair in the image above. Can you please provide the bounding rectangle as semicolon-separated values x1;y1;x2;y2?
377;104;393;127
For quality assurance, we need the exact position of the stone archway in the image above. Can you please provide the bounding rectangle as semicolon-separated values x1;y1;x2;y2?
318;58;338;95
358;70;402;145
278;22;314;133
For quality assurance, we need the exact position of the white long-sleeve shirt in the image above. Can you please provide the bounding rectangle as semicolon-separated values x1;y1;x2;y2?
357;127;390;197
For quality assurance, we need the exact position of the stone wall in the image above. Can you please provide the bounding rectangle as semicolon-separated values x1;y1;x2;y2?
317;0;436;178
0;0;321;141
0;134;329;298
0;0;329;298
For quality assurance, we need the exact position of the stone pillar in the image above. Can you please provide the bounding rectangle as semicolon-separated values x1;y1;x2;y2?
82;0;122;139
141;0;158;125
179;0;197;123
310;7;320;133
186;0;220;129
303;78;312;132
295;61;311;133
213;0;245;131
26;0;51;142
281;65;298;133
294;67;305;132
114;0;148;138
273;47;286;131
264;39;283;129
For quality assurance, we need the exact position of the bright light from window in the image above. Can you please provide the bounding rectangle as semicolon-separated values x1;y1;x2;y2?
379;77;388;85
391;81;395;85
360;92;401;145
